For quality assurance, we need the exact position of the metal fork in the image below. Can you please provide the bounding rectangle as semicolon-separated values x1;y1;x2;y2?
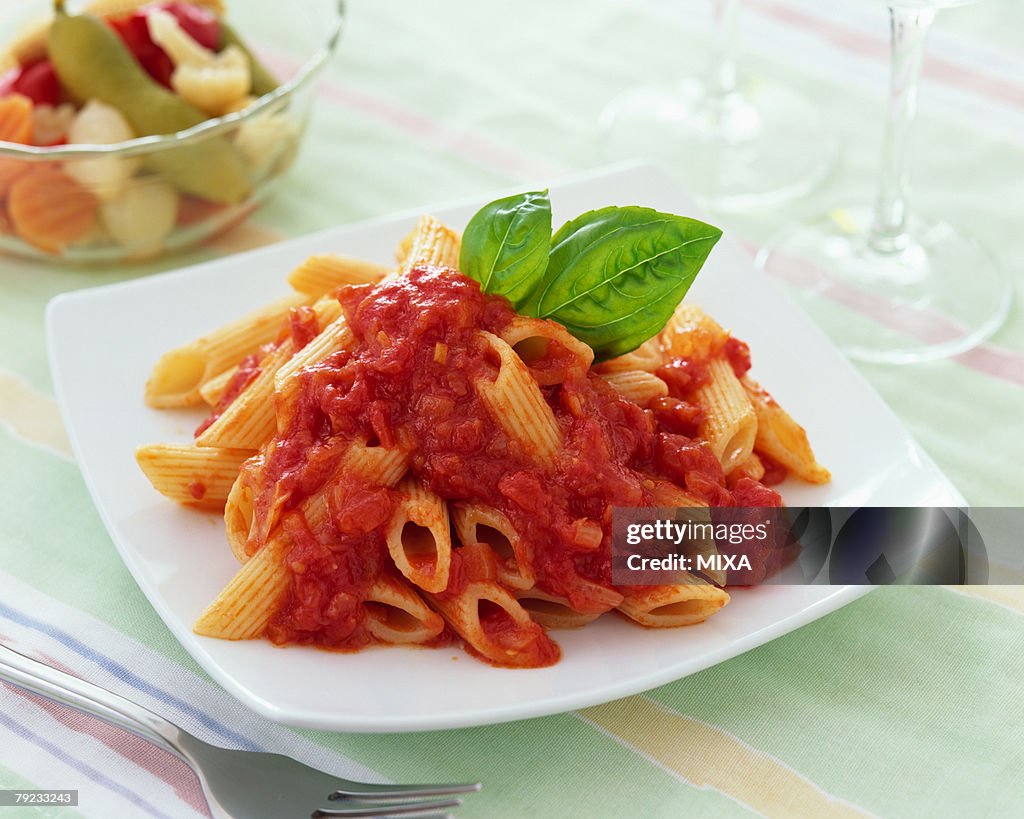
0;645;480;818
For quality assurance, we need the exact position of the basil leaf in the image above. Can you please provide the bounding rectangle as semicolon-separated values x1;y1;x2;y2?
459;190;552;309
535;206;722;360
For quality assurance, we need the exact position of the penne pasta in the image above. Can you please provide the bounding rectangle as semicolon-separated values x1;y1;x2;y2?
287;254;389;295
198;365;238;406
593;337;664;374
475;331;561;466
193;535;290;640
659;303;728;361
649;480;708;508
195;340;295;450
694;357;757;475
135;443;253;510
515;588;601;630
498;315;594;385
224;471;255;563
145;292;310;408
617;577;730;627
728;453;766;484
385;477;452;594
198;297;343;449
397;215;460;272
743;377;831;484
274;314;354;397
427;580;559;668
364;573;445;645
452;502;534;590
600;370;669;406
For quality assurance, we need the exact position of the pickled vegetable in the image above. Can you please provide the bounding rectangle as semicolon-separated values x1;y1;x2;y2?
8;167;98;254
47;7;250;203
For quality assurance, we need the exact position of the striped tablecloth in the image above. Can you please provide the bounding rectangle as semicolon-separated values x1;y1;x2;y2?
2;1;1022;816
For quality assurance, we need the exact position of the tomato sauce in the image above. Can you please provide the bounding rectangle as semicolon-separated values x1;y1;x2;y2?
250;267;782;660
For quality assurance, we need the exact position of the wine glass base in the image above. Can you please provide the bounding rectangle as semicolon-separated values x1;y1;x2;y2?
599;76;839;212
756;207;1013;363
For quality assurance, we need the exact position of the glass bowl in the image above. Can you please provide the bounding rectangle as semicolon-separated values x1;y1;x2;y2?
0;0;343;263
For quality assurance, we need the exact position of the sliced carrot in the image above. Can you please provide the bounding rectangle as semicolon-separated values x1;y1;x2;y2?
0;158;30;198
0;94;34;144
8;167;98;254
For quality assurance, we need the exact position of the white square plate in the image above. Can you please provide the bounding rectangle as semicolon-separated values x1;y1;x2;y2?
47;164;964;732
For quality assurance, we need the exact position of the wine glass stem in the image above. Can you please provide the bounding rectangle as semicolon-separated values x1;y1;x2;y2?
706;0;741;98
868;5;936;254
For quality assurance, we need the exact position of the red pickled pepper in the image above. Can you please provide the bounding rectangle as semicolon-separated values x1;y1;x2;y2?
0;61;61;106
107;2;222;88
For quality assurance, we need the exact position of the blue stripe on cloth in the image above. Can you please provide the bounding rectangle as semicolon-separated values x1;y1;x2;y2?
0;600;259;751
0;705;177;819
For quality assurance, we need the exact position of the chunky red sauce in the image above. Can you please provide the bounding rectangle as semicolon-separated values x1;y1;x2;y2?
244;268;781;660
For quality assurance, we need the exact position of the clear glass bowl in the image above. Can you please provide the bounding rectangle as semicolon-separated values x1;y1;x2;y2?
0;0;343;263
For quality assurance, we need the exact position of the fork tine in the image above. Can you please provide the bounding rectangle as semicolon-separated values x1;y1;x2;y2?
311;797;462;818
329;783;481;801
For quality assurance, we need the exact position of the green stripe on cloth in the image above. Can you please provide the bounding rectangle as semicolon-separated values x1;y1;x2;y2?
0;428;194;667
0;763;86;819
645;587;1024;819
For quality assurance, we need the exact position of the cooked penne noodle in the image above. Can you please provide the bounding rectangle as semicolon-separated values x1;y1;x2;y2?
145;292;310;408
617;577;730;627
649;480;708;508
452;502;534;590
659;303;728;360
593;337;664;374
195;340;294;450
199;365;237;406
224;471;255;562
743;377;831;484
274;314;354;396
341;435;412;487
498;315;594;385
600;370;669;406
427;580;559;668
364;574;444;645
397;215;460;272
193;535;290;640
475;331;561;466
135;443;253;510
385;477;452;594
515;588;601;630
728;453;766;484
287;254;389;295
694;357;757;475
198;298;344;449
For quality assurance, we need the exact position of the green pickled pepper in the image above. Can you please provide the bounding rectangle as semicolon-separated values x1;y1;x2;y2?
48;7;251;204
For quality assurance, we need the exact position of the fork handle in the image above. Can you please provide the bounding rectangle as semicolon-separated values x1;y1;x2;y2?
0;643;184;759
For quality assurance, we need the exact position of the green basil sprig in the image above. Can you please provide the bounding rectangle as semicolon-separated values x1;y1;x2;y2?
460;193;721;360
458;190;551;310
534;206;722;359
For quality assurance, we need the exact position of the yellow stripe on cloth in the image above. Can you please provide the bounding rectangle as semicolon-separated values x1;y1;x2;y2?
949;586;1024;616
0;370;72;462
579;696;872;819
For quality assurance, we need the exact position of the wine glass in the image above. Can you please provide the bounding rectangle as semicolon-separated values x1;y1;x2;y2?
756;0;1012;363
599;0;839;211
